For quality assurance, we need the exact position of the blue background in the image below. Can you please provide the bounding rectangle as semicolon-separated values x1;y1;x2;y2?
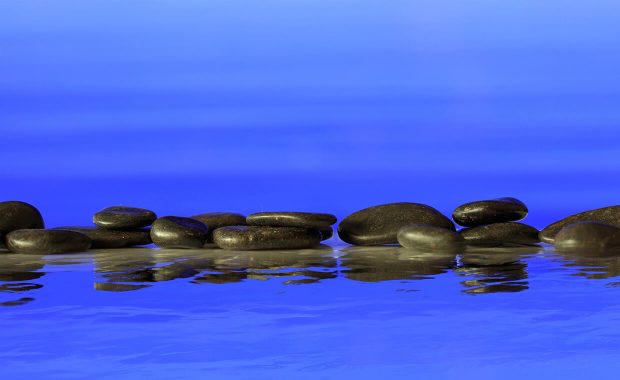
2;0;620;227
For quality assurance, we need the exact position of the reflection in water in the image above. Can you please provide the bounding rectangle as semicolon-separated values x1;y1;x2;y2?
0;253;45;306
340;246;457;282
557;249;620;281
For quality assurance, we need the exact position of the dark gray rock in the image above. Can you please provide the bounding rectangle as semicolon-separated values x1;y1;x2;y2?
150;217;209;249
554;221;620;252
93;206;157;229
54;226;151;248
319;227;333;241
6;229;91;254
0;201;44;240
213;226;322;250
540;206;620;244
397;224;464;252
452;197;528;227
338;202;454;245
460;222;540;247
246;212;337;229
190;212;247;242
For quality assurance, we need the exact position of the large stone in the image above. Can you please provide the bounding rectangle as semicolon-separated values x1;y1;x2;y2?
397;224;464;252
540;206;620;244
54;226;151;248
460;222;540;247
213;226;321;250
190;212;247;242
452;197;528;227
0;201;44;240
94;206;157;229
338;202;454;245
319;227;333;241
150;216;209;249
554;221;620;252
6;229;91;254
246;212;337;229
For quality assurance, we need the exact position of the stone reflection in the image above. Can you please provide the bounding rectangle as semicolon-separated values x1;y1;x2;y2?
556;249;620;280
340;246;457;282
457;246;541;294
0;252;45;306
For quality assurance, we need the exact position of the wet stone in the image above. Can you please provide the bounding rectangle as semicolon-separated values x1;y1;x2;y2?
0;201;44;240
6;229;92;254
246;212;337;229
397;224;464;252
190;212;247;243
452;197;528;227
54;226;151;248
460;222;540;247
319;227;333;241
554;221;620;253
540;206;620;244
93;206;157;230
338;202;455;246
150;216;209;249
213;226;322;250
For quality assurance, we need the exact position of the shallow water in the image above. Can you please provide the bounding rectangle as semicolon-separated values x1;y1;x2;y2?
1;242;619;379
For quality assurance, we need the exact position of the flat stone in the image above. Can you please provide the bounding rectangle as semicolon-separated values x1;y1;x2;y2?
319;227;333;241
338;202;455;245
150;216;209;248
540;206;620;244
460;222;540;247
0;201;44;240
6;229;91;254
190;212;247;242
554;221;620;252
93;206;157;229
397;224;464;252
452;197;528;227
213;226;321;250
54;226;151;248
246;212;337;229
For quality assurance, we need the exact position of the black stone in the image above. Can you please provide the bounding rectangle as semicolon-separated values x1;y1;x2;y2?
6;229;91;254
338;202;455;245
0;201;44;240
460;222;540;247
554;221;620;252
452;197;528;227
540;206;620;244
397;224;464;252
190;212;247;242
246;212;337;229
319;227;333;241
213;226;322;250
150;216;209;248
93;206;157;229
54;226;151;248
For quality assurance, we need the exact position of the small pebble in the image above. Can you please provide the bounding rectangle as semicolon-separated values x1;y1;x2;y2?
246;212;337;229
460;222;540;247
540;206;620;244
452;197;528;227
54;226;151;248
338;202;454;245
397;224;464;252
554;221;620;252
190;212;247;242
213;226;321;250
6;229;91;254
93;206;157;229
150;216;209;249
0;201;44;239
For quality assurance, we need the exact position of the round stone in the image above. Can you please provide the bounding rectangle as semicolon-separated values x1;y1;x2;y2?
246;212;337;229
190;212;247;242
93;206;157;229
540;206;620;244
452;197;528;227
319;227;333;241
6;229;91;254
397;224;464;252
460;222;540;247
554;221;620;252
338;202;455;245
54;226;152;248
213;226;322;250
150;216;209;249
0;201;44;239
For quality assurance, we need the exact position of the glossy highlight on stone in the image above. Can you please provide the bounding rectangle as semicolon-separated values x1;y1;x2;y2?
397;224;464;252
452;197;528;227
150;217;209;249
54;226;152;248
540;206;620;244
460;222;540;247
338;202;455;245
6;229;91;254
554;221;620;253
246;212;337;229
0;201;44;239
213;226;322;250
93;206;157;230
190;212;247;242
